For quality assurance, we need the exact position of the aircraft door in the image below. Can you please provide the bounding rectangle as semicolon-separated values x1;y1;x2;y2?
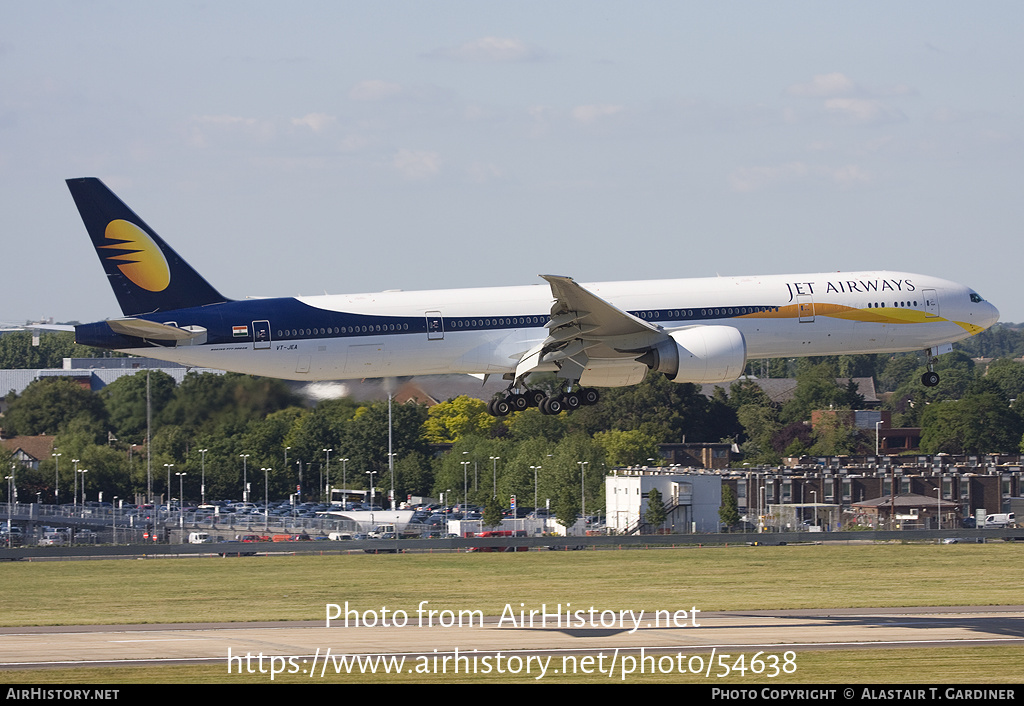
922;289;939;318
797;295;815;323
426;311;444;340
252;320;271;349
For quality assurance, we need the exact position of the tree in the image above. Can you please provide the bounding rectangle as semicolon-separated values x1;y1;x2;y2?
644;488;666;532
736;404;782;464
592;429;661;467
339;400;429;472
101;370;176;444
158;372;301;439
422;396;500;443
781;361;845;424
3;378;108;439
0;331;98;369
483;495;504;528
920;393;1024;454
553;484;581;535
809;412;863;456
719;484;740;530
985;358;1024;402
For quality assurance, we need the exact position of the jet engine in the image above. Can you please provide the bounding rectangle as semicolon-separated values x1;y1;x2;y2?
635;326;747;384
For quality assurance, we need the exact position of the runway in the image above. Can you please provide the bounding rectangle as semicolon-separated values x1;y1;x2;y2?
3;606;1023;671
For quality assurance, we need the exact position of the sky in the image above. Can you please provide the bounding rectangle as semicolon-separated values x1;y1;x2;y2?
2;1;1022;325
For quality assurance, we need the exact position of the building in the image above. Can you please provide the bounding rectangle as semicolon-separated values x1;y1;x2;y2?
0;435;55;470
723;454;1024;529
605;469;721;534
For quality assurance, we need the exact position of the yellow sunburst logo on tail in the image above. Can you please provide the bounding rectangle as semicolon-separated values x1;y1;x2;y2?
99;220;171;292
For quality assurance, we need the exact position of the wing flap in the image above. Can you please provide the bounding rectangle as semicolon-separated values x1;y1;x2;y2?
512;275;669;385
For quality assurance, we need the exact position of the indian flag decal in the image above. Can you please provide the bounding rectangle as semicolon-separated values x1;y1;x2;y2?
233;325;248;337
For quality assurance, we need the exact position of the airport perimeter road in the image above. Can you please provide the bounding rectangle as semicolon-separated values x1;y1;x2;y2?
2;606;1023;671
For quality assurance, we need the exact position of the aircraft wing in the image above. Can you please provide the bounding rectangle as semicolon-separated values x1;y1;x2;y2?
515;275;664;383
541;275;660;338
1;323;76;332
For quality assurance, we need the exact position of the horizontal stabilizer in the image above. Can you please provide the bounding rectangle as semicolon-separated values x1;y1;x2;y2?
106;318;208;342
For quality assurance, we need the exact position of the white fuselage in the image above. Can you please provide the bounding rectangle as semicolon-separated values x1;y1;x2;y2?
112;270;998;384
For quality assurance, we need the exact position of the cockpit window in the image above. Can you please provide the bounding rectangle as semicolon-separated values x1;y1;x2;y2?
970;293;984;303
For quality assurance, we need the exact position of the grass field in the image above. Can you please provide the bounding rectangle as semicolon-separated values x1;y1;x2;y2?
2;543;1023;683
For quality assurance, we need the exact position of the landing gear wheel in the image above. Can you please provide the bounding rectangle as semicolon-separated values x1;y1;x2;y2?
526;389;546;407
921;371;940;387
580;388;600;406
541;396;564;415
508;393;529;412
492;398;512;416
563;392;582;410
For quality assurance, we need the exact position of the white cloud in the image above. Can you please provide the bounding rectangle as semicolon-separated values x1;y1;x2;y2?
467;162;502;183
571;104;624;124
393;149;441;180
193;115;259;128
830;164;871;186
824;98;905;125
186;115;273;147
291;112;336;132
349;80;403;102
527;105;554;137
786;73;860;98
429;36;544;63
729;162;870;192
729;162;810;192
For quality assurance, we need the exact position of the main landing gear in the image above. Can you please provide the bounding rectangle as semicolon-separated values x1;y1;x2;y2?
921;346;942;387
486;386;600;417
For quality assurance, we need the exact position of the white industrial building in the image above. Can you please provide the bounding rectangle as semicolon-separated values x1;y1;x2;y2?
605;469;722;534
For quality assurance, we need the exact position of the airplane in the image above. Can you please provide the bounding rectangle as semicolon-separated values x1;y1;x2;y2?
65;177;1000;416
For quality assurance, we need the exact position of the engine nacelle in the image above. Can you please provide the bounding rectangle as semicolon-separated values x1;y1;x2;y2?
636;326;747;384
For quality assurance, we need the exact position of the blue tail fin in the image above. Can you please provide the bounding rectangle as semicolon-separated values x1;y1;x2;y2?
66;178;230;316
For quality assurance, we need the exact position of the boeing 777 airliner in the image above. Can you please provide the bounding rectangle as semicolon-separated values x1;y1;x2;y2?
65;178;999;416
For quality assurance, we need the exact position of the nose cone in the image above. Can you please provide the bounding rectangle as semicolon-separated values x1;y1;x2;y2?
982;300;1000;330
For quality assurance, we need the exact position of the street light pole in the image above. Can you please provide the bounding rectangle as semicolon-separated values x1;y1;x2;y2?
323;449;332;503
239;454;249;503
366;471;378;513
162;464;173;520
461;461;470;508
176;472;187;531
490;456;500;497
78;469;89;509
340;458;349;508
198;449;208;506
578;461;589;522
5;472;13;545
262;468;271;530
531;466;541;522
51;453;61;505
72;458;80;511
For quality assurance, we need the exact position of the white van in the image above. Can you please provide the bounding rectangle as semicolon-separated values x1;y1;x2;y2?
188;532;213;544
984;513;1015;528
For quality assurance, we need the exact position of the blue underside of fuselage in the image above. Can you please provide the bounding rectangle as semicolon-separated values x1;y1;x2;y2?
75;297;783;351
